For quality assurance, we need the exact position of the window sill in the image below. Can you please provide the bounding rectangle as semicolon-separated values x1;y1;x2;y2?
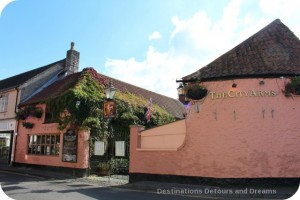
26;154;60;157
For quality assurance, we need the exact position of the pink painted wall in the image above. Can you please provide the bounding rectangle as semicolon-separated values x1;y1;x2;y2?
15;104;89;169
130;78;300;178
138;120;186;151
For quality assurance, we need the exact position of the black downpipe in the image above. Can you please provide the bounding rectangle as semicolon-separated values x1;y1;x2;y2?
11;87;20;165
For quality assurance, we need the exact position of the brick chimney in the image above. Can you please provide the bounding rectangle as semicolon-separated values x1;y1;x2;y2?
65;42;80;74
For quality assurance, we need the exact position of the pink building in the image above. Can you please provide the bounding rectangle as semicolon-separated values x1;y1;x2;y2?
129;19;300;186
15;104;90;175
14;68;184;176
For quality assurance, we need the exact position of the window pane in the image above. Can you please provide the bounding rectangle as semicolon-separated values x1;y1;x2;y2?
32;145;36;154
50;145;54;155
27;134;60;156
33;136;37;144
51;136;55;144
55;145;59;155
37;145;41;154
40;145;45;155
41;135;45;144
46;146;50;155
37;136;41;144
0;94;8;112
55;135;60;144
29;135;33;146
46;136;50;144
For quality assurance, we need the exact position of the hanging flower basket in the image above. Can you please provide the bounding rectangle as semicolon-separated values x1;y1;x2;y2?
184;84;208;100
16;109;27;120
16;105;43;120
284;77;300;96
22;122;34;129
33;107;43;118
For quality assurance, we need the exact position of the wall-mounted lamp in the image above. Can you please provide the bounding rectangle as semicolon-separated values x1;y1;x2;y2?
177;83;186;104
105;80;117;100
177;83;184;95
232;82;237;88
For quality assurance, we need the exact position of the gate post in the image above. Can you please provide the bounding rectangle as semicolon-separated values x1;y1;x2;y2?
129;125;144;174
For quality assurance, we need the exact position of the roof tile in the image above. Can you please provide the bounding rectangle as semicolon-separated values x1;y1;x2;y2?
0;59;65;91
21;69;185;119
184;19;300;80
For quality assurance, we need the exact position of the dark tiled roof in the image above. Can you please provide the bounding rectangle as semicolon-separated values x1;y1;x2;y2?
0;59;65;91
100;74;185;119
184;19;300;81
21;69;185;119
20;72;81;106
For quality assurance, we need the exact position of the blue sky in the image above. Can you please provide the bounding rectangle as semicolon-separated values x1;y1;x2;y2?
1;0;300;98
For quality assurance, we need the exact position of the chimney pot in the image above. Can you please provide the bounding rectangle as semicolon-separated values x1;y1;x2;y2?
70;42;75;50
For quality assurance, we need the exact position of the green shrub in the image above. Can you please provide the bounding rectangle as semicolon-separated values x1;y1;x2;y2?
110;158;129;175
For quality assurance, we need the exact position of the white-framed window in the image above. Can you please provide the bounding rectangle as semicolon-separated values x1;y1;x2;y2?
28;134;60;156
0;93;8;112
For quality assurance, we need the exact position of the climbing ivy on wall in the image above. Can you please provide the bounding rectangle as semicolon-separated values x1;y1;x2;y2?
45;68;175;140
45;69;105;131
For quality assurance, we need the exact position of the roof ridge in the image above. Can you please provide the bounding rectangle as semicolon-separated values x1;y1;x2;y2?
99;72;180;102
21;68;184;118
0;59;66;91
183;19;300;80
0;59;65;82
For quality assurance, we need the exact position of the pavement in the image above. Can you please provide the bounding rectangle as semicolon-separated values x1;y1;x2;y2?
0;163;299;199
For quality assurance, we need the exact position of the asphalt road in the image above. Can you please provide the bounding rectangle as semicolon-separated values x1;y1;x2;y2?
0;170;205;200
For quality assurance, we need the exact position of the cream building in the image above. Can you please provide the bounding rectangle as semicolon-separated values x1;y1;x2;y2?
0;43;79;165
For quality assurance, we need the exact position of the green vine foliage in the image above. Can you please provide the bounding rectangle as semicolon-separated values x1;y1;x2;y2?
45;69;175;143
45;70;105;130
16;105;43;120
285;76;300;95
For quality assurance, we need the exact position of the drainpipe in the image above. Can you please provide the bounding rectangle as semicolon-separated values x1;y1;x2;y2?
10;87;20;166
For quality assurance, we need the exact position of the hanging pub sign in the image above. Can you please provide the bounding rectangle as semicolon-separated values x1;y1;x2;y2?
103;100;117;118
62;129;77;162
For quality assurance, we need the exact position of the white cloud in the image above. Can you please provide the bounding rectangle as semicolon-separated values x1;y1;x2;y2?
258;0;300;36
149;31;162;40
259;0;300;19
105;46;193;98
104;0;300;99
